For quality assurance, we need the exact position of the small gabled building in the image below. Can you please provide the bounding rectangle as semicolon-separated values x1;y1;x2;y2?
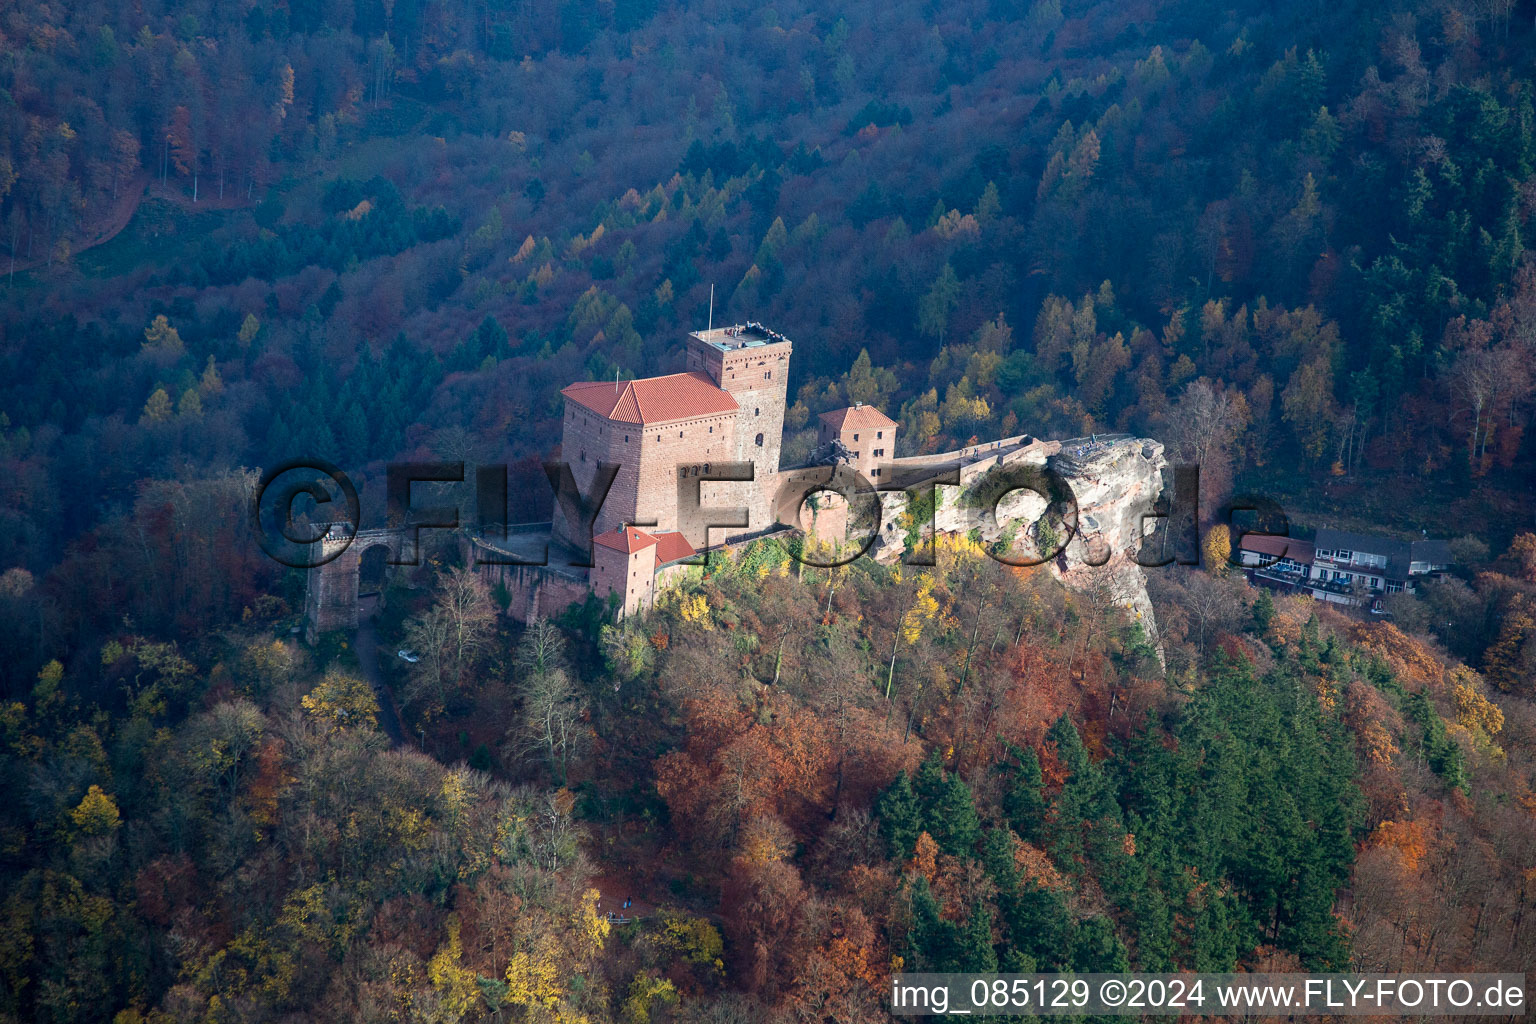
590;525;698;618
817;403;898;481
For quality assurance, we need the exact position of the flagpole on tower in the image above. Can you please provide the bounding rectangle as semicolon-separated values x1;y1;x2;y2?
708;283;714;333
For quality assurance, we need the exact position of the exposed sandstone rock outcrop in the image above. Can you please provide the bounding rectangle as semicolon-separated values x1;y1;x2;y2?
866;434;1167;667
1049;436;1166;662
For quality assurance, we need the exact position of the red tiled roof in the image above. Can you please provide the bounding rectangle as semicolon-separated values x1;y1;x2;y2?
593;525;658;554
593;526;697;572
1239;534;1314;562
819;404;897;431
652;531;697;565
563;372;737;425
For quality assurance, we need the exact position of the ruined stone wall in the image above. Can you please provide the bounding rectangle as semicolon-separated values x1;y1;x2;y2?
474;557;593;623
849;438;1058;549
803;490;850;547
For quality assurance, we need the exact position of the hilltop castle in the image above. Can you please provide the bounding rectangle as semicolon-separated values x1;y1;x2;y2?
547;322;910;617
535;321;1162;624
306;322;1168;638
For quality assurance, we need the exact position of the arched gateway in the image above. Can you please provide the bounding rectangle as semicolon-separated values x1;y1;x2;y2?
302;525;409;641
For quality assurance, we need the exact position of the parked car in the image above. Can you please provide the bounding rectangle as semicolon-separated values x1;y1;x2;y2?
397;649;420;663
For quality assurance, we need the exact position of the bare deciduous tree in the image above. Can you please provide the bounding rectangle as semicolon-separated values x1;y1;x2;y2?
403;566;497;718
1449;344;1526;470
1169;568;1248;658
516;617;567;678
1165;377;1249;514
514;667;584;785
510;619;584;784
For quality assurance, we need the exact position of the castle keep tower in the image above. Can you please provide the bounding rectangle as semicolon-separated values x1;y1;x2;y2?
553;373;739;552
685;323;793;529
551;323;791;555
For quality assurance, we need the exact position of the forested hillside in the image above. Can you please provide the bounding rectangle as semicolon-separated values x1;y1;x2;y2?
1;0;1535;1020
3;0;1535;576
3;537;1534;1021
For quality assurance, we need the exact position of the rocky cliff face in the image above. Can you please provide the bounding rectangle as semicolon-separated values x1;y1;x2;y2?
1048;437;1167;660
868;434;1168;665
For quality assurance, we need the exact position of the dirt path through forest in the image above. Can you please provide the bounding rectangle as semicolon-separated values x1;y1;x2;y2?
356;594;407;745
6;174;253;278
6;175;148;277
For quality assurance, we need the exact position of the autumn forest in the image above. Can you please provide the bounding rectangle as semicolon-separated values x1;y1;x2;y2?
2;0;1536;1019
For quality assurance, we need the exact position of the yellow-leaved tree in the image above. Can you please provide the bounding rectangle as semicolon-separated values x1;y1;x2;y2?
887;573;941;700
1452;666;1505;759
504;944;563;1011
1483;594;1533;696
300;671;379;732
141;388;172;424
572;887;610;961
142;314;184;357
70;785;121;836
621;972;678;1023
1203;522;1232;575
237;313;261;347
427;917;480;1020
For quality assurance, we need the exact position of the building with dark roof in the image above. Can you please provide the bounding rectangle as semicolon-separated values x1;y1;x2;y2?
1235;534;1315;573
1236;525;1455;610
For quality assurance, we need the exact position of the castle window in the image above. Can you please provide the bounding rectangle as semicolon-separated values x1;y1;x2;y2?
755;432;764;446
853;433;859;441
754;407;760;416
624;435;629;442
679;430;684;437
580;450;587;462
765;370;771;379
709;426;713;433
877;430;883;438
